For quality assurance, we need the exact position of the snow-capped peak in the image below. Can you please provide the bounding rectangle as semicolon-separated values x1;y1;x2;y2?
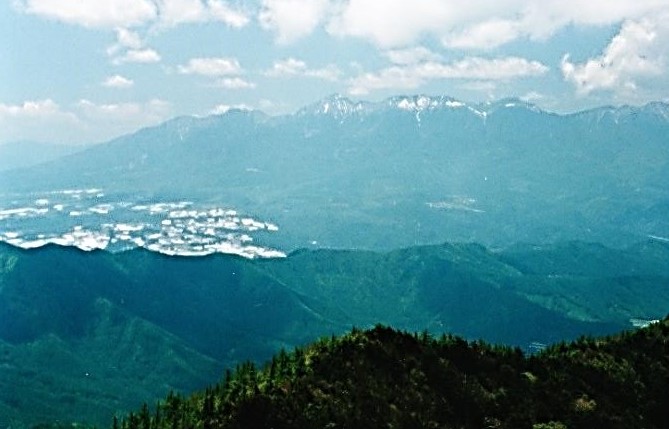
642;101;669;121
298;94;365;119
480;97;543;114
576;102;669;124
388;95;467;112
294;94;551;122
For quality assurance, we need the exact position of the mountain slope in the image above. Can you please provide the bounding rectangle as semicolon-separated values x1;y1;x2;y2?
259;243;626;345
0;299;223;427
2;96;668;250
114;318;669;429
0;244;339;428
1;240;667;426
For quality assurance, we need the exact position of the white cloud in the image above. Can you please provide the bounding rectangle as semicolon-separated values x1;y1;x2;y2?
152;0;249;28
259;0;331;44
252;0;668;50
18;0;249;29
458;80;498;92
266;58;342;81
207;0;249;28
561;14;667;97
0;98;173;144
209;103;253;114
256;98;291;114
442;19;521;50
519;0;668;39
113;48;161;64
305;65;342;81
266;58;307;76
154;0;207;27
420;57;548;80
348;56;548;95
19;0;667;54
214;77;257;89
384;46;442;65
0;99;76;121
328;0;457;47
102;75;134;88
18;0;157;28
73;99;172;142
0;99;82;143
178;57;242;76
116;27;142;48
76;99;170;121
179;58;254;90
348;68;423;95
107;29;161;64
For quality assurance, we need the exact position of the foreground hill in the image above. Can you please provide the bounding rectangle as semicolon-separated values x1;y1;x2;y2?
2;96;668;250
116;319;669;429
0;240;667;426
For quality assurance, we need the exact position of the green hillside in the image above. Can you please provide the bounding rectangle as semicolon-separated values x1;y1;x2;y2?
0;240;667;427
0;299;222;426
114;318;669;429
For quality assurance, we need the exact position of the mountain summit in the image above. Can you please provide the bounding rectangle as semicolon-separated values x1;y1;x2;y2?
297;94;545;119
298;93;367;119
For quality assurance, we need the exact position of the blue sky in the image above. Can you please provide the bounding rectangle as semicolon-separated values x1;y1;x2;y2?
1;0;668;144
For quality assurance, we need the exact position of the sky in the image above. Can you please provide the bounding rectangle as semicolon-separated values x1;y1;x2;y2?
1;0;668;144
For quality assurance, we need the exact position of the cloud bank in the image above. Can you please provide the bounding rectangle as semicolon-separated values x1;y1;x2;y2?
18;0;249;29
349;56;549;95
561;13;668;100
257;0;667;49
0;99;172;144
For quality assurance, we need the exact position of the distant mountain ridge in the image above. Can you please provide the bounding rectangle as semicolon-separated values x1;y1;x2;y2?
303;94;519;115
1;95;668;251
0;140;87;172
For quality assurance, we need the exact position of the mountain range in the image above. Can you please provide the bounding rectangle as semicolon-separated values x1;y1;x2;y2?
1;239;667;427
1;95;668;251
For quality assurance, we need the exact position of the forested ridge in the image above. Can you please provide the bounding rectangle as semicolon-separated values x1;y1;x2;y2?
2;240;667;427
114;318;669;429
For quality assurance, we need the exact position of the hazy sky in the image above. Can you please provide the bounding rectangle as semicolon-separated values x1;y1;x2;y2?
2;0;668;144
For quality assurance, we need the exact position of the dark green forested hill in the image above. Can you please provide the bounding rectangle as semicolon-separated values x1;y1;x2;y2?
115;318;669;429
0;240;667;427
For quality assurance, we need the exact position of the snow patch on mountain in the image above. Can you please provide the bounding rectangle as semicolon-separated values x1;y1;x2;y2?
297;94;549;124
389;95;467;112
298;94;367;120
